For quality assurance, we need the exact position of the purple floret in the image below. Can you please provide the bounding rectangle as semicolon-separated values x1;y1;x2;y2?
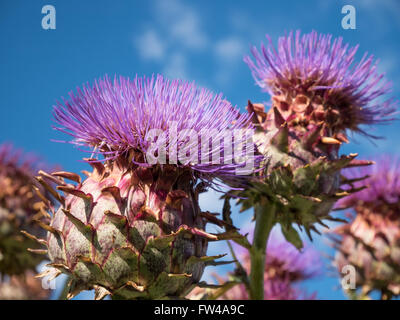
234;227;322;281
0;143;45;175
338;156;400;208
220;277;315;300
52;74;259;180
265;230;322;279
227;228;320;299
244;30;396;130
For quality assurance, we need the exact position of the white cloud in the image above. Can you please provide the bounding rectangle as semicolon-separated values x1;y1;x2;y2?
154;0;208;50
358;0;400;11
214;37;245;62
354;0;400;29
170;12;207;49
134;0;209;81
376;53;400;84
162;52;188;79
135;29;165;61
213;36;246;86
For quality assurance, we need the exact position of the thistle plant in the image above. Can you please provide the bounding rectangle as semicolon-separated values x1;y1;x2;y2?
0;143;53;276
29;75;257;300
332;158;400;300
239;30;396;299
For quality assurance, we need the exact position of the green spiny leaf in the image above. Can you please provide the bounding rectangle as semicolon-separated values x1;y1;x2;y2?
281;224;303;250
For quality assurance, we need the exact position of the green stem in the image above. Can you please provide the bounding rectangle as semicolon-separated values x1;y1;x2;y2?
249;202;276;300
227;240;249;291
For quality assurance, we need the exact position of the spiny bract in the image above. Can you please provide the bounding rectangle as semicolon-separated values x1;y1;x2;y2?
32;75;256;300
239;31;396;242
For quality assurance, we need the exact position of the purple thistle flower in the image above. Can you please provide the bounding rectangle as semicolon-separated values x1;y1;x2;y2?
53;74;257;181
0;143;55;205
338;156;400;208
236;228;322;281
217;277;315;300
223;228;321;299
262;230;322;281
244;30;396;135
0;143;43;176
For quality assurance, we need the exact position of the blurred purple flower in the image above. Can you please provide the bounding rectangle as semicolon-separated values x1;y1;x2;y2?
237;228;322;281
0;143;55;275
338;156;400;208
219;278;315;300
263;230;322;281
0;143;43;176
223;228;321;299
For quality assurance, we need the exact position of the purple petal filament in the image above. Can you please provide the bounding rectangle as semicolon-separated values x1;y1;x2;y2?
52;74;259;180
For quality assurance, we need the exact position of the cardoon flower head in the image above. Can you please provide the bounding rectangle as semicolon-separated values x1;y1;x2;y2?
53;74;255;181
245;30;396;136
33;75;257;300
0;143;53;276
239;31;394;242
332;158;400;299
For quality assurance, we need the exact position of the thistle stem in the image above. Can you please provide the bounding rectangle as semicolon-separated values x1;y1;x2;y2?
249;202;275;300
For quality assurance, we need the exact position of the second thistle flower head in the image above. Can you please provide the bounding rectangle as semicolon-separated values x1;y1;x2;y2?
245;30;396;136
239;31;395;240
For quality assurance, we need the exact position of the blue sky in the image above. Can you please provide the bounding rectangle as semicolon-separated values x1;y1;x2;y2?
1;0;400;300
